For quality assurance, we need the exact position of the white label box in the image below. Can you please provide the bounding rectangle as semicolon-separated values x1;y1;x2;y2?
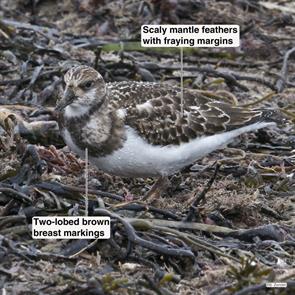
141;24;240;47
32;216;111;239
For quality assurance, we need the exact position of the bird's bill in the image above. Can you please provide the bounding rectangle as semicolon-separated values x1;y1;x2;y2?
55;88;75;111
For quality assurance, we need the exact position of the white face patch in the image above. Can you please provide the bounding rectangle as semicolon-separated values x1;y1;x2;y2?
85;88;98;101
64;103;90;118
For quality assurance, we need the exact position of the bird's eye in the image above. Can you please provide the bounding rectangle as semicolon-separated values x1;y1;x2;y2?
81;81;93;90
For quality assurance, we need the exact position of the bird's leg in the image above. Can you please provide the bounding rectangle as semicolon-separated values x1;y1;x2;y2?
142;176;170;202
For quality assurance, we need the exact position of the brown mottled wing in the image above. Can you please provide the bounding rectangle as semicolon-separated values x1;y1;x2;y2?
107;82;269;146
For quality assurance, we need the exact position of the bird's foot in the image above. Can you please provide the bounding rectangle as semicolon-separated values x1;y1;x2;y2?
141;176;170;203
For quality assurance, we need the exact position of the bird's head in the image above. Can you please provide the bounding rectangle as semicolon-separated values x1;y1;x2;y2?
56;65;107;118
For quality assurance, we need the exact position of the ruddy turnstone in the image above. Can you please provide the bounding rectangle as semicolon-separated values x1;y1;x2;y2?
56;65;276;180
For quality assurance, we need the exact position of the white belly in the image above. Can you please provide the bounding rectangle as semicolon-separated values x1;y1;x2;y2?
62;122;274;178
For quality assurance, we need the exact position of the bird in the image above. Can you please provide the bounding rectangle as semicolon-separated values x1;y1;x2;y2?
55;65;278;196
